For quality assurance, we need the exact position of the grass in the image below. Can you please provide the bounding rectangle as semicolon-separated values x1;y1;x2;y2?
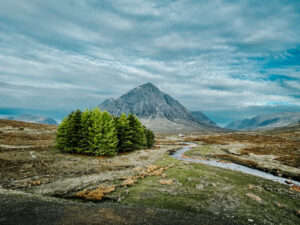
184;144;224;157
109;153;300;225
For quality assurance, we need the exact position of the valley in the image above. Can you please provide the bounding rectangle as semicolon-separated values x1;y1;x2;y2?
0;119;300;224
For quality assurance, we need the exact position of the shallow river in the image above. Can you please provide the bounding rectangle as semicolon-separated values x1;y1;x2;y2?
171;143;300;186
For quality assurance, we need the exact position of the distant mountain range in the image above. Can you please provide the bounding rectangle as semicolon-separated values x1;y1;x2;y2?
6;114;58;125
225;112;300;130
99;82;220;133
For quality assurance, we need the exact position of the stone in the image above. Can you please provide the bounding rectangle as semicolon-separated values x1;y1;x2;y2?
159;179;173;185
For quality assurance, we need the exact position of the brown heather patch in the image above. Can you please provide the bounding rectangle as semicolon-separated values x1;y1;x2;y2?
246;193;262;204
0;119;56;148
184;137;203;142
121;165;172;187
188;133;298;145
215;154;258;167
76;185;115;200
290;185;300;192
185;133;300;168
76;165;172;201
275;155;300;168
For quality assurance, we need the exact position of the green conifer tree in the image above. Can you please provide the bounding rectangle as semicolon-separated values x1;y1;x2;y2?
88;107;103;155
146;129;155;148
81;109;92;152
116;113;133;152
68;109;83;153
56;107;155;155
128;113;146;149
99;111;118;155
55;117;69;152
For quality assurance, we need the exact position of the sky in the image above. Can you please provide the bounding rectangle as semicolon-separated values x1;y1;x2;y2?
0;0;299;126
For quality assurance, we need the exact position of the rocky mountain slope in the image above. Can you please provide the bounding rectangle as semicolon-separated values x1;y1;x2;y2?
226;112;300;130
191;111;216;126
99;83;220;133
6;114;58;125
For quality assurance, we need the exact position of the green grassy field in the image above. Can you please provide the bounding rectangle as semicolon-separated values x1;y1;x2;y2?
109;153;300;225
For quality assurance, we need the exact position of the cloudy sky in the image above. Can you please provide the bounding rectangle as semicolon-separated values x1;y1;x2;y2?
0;0;299;126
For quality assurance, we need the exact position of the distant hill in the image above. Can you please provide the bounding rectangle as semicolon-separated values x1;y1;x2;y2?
261;121;300;139
225;112;300;130
6;114;58;125
99;82;220;133
191;111;217;126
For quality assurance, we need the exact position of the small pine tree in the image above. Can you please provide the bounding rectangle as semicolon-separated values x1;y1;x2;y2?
56;117;69;152
88;107;103;155
115;113;133;152
128;113;147;150
146;129;155;148
68;109;83;153
81;109;92;152
99;111;118;155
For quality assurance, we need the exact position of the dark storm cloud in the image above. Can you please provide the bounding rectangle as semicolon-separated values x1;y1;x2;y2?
0;0;299;125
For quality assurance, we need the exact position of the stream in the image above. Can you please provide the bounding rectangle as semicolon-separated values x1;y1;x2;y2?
171;142;300;186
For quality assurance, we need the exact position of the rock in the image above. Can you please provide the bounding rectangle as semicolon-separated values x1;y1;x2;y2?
275;202;286;208
210;183;217;187
196;184;204;189
285;180;293;185
277;174;282;177
159;179;173;185
248;219;254;222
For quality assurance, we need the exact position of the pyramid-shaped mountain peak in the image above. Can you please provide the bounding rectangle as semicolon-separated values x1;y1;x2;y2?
139;82;157;89
99;83;219;132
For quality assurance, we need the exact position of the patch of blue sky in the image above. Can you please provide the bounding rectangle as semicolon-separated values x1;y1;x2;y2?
265;101;292;106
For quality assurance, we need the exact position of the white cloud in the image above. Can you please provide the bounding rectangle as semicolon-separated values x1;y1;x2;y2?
0;0;299;124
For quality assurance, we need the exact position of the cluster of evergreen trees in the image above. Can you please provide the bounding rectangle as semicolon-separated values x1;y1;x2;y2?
56;108;155;156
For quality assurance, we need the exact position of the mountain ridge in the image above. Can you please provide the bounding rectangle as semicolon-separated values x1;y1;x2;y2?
225;111;300;130
5;114;58;125
99;82;220;133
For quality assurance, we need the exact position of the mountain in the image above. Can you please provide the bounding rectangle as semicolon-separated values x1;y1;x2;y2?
191;111;217;126
225;112;300;130
261;121;300;139
6;114;58;125
99;82;220;133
